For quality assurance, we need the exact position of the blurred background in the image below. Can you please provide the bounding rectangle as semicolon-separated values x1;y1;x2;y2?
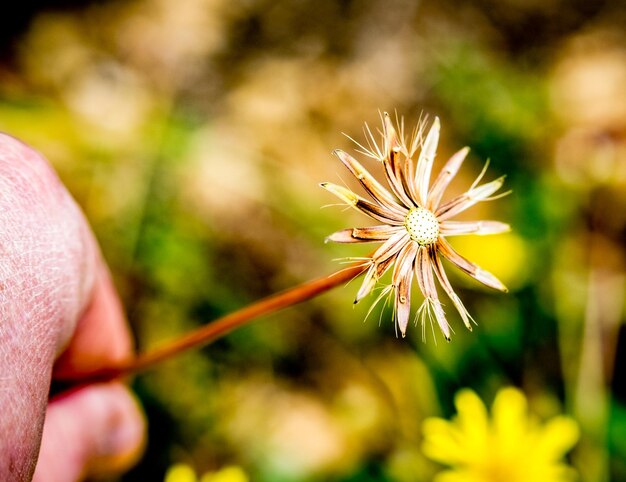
1;0;625;480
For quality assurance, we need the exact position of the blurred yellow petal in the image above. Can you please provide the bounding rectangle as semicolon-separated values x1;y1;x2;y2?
200;466;249;482
492;387;528;453
454;389;489;456
434;469;484;482
164;464;198;482
536;416;580;460
422;418;466;464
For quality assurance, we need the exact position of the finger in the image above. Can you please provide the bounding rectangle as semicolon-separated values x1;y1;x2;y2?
0;134;142;480
0;134;100;480
53;259;133;377
33;382;145;482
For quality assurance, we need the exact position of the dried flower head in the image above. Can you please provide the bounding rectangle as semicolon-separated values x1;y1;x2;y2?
322;113;510;340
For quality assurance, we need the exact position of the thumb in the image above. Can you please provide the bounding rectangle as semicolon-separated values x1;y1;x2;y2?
32;383;145;482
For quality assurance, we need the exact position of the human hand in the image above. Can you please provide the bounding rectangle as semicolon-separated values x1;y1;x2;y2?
0;134;145;481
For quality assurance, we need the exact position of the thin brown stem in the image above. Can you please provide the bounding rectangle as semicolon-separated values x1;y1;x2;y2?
52;262;367;388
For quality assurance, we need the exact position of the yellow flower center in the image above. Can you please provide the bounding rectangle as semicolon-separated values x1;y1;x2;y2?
405;207;439;245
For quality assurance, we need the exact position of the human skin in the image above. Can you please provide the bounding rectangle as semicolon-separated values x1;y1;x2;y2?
0;134;145;481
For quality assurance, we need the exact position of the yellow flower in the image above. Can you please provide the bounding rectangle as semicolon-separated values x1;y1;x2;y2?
164;464;249;482
165;464;197;482
200;466;249;482
322;113;509;340
422;388;580;482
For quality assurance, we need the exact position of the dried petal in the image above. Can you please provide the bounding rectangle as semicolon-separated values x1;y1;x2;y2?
395;268;413;337
439;220;511;236
352;225;404;240
427;147;469;210
355;264;377;303
333;149;406;215
324;229;359;243
382;158;416;209
430;249;474;330
415;246;451;339
415;117;440;205
436;176;506;221
384;113;418;203
392;241;418;287
383;112;402;159
391;241;418;336
320;182;405;224
354;255;395;303
325;225;405;243
372;231;411;265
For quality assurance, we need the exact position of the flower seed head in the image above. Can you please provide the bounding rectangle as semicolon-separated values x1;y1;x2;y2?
323;112;510;340
405;207;439;246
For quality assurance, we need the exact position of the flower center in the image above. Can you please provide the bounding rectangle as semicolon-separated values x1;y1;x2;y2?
405;207;439;245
